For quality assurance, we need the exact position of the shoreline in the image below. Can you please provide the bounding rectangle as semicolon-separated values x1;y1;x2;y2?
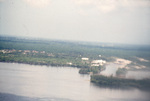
0;61;79;68
91;74;150;91
1;61;150;91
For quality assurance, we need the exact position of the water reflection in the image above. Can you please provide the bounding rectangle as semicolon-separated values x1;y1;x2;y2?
0;62;150;101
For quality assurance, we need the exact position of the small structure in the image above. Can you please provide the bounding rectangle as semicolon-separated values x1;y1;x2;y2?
91;60;106;66
32;50;38;53
40;51;45;54
67;62;72;65
24;50;31;53
0;49;16;53
81;57;89;61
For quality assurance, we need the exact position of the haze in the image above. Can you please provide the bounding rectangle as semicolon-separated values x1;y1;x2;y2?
0;0;150;45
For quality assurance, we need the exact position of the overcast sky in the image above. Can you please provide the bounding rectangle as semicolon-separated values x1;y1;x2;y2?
0;0;150;45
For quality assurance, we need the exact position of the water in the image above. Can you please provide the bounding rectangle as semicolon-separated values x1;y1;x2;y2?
0;62;150;101
127;71;150;80
100;63;118;76
101;63;150;80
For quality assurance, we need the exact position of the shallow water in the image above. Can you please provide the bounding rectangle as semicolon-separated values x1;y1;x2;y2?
100;63;118;76
0;62;150;101
126;70;150;80
101;63;150;80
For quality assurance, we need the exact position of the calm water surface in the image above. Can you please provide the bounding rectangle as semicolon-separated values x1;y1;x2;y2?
101;63;150;80
0;62;150;101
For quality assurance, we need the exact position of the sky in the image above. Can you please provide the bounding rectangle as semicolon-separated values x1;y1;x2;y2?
0;0;150;45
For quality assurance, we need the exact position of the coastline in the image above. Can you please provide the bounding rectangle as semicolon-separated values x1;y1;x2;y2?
0;61;78;68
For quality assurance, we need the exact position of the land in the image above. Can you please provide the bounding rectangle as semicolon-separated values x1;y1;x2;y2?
91;75;150;90
0;36;150;89
0;36;112;68
0;36;150;69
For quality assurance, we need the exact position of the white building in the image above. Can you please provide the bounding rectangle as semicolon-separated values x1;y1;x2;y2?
67;62;72;65
91;60;106;66
81;57;89;61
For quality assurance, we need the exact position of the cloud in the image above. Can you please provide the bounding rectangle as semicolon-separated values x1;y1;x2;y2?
78;9;88;16
73;0;93;5
122;0;150;7
94;0;119;13
73;0;150;13
0;0;5;2
24;0;51;7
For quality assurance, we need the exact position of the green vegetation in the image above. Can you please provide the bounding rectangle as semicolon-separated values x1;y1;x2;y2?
0;50;86;67
0;36;150;69
79;66;105;74
1;36;150;90
91;75;150;90
1;36;150;59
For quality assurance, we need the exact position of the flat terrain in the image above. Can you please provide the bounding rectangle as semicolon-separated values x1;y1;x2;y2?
0;36;150;70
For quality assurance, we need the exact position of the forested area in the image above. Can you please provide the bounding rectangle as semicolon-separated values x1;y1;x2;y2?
1;36;150;89
0;36;150;68
91;75;150;90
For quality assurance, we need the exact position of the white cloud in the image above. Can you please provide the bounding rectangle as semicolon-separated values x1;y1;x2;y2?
95;0;119;13
122;0;150;7
78;9;88;16
24;0;51;7
0;0;5;2
73;0;93;5
73;0;150;13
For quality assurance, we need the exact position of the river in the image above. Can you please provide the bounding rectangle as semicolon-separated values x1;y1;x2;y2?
0;62;150;101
